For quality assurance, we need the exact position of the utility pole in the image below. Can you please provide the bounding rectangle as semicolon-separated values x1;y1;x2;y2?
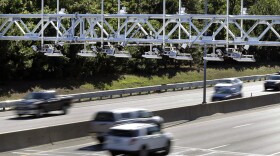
56;0;59;42
202;0;208;104
101;0;104;48
163;0;166;49
241;0;244;38
41;0;44;48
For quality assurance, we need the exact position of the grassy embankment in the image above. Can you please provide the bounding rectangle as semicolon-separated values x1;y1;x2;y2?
1;65;280;101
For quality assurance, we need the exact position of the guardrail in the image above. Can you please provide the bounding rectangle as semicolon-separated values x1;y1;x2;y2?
0;75;268;111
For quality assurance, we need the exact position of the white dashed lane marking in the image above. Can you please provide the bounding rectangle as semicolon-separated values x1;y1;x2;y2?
209;144;229;150
233;123;253;129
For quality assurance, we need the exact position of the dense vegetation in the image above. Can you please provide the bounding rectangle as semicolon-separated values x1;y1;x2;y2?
0;0;280;85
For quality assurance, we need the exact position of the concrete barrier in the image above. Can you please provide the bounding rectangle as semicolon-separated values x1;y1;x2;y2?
153;92;280;122
1;92;279;152
0;121;89;152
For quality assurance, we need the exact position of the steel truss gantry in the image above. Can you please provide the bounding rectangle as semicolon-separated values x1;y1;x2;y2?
1;13;280;46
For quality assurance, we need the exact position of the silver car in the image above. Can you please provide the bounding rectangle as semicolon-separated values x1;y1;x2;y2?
214;78;243;92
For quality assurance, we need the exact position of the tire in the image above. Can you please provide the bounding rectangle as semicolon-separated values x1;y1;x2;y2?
61;105;68;115
35;108;43;118
109;151;118;156
157;123;162;130
97;136;104;144
162;141;171;155
137;146;148;156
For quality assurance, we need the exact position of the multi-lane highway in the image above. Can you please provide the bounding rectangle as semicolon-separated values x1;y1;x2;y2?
0;81;275;134
3;102;280;156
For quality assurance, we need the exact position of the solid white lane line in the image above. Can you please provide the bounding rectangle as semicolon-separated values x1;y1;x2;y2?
12;151;32;155
209;144;229;150
233;123;252;129
23;149;42;152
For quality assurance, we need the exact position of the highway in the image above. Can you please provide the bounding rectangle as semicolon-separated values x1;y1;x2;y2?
0;81;274;134
3;103;280;156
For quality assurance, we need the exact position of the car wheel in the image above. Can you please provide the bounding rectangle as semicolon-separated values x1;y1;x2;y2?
137;146;148;156
238;94;242;98
109;151;118;156
162;140;171;155
61;105;68;115
97;136;104;144
35;108;43;118
157;123;162;130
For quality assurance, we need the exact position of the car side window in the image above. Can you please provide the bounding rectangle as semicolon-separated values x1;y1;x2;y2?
47;93;55;99
147;126;160;135
95;112;115;122
42;94;50;99
234;79;239;83
121;113;132;119
138;111;152;118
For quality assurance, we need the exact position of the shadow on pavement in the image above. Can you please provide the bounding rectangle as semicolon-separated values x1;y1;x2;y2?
7;113;64;120
78;144;104;152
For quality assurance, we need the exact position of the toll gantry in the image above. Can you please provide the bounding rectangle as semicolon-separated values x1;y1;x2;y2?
1;0;279;62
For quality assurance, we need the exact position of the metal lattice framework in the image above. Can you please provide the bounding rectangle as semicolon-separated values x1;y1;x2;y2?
1;13;280;46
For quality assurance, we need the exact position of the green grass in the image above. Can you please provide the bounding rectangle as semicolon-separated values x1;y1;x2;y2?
1;65;280;101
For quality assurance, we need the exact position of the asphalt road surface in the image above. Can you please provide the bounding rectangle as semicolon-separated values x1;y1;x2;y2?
0;81;275;134
3;103;280;156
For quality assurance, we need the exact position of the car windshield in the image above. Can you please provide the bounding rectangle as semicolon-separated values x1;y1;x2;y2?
268;75;280;80
24;93;45;99
94;112;115;122
109;129;138;137
218;80;233;84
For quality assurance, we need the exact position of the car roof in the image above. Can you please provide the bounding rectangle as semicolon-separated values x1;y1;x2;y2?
31;90;56;93
111;123;156;130
99;108;148;114
220;78;238;81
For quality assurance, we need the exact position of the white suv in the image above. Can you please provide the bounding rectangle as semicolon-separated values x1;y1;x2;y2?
105;123;172;156
90;108;164;143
